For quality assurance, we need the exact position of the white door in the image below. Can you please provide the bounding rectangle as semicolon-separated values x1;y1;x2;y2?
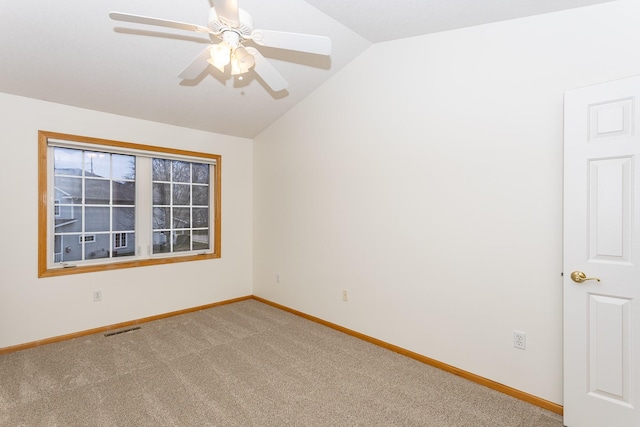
564;76;640;426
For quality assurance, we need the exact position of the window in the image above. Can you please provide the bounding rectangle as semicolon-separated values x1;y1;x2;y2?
114;232;127;249
79;235;96;244
38;131;221;277
151;159;211;254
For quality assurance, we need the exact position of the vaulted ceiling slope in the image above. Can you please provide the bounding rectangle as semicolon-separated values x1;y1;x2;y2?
0;0;615;138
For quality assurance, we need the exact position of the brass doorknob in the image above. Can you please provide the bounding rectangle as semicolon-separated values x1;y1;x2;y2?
570;271;601;283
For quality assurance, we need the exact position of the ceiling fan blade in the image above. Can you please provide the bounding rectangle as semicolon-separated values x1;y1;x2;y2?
251;30;331;55
109;12;210;34
178;47;212;80
212;0;240;27
246;47;288;92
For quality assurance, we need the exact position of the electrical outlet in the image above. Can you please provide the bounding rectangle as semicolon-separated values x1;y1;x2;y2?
513;331;526;350
342;290;348;302
93;290;103;302
276;273;281;284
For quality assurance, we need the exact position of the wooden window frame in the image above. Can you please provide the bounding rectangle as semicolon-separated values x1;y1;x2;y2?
38;130;221;278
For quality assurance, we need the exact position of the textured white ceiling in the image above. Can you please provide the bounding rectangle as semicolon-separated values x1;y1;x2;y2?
304;0;617;43
0;0;616;138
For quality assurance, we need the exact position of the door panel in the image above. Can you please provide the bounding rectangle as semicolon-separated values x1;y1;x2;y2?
564;76;640;426
588;294;631;404
588;157;632;262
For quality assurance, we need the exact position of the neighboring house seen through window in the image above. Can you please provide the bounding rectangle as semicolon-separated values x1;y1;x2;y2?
52;147;136;263
38;131;221;277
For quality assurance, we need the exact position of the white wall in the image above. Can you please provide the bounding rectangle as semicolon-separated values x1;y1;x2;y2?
253;0;640;405
0;93;253;349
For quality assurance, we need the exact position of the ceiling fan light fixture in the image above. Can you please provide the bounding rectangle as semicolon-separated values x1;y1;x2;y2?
231;56;251;75
206;58;226;73
234;46;255;70
210;42;231;68
230;58;242;75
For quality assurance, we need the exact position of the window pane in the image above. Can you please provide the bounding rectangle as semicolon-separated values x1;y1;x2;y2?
86;234;110;260
85;207;110;232
173;208;190;228
192;186;208;206
174;232;191;252
193;230;209;250
54;235;83;262
113;207;135;231
54;177;82;204
153;207;170;229
113;232;135;257
85;179;110;204
193;208;209;228
153;183;171;205
112;154;135;180
152;158;171;181
50;145;141;266
192;163;209;184
172;161;191;183
152;157;212;256
84;151;110;177
173;184;190;205
55;213;82;233
153;231;170;254
153;208;171;230
113;181;135;205
54;148;83;175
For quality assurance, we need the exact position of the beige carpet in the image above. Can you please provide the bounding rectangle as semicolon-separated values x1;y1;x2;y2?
0;300;563;426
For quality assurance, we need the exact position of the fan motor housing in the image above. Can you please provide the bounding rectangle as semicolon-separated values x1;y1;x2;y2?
208;7;253;37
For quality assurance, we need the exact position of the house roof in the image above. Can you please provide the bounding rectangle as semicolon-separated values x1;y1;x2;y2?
0;0;615;138
55;172;135;205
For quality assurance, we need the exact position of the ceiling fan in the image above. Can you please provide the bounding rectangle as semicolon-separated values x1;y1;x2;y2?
110;0;332;92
